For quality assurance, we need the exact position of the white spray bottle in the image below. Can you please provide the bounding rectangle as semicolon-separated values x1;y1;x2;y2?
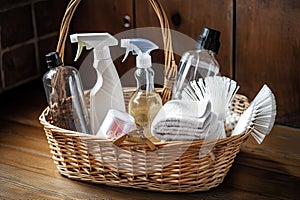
70;33;126;135
121;38;162;142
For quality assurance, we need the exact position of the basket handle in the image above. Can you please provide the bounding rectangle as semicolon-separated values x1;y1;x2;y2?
56;0;177;103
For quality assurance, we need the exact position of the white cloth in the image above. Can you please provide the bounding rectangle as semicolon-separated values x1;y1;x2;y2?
154;112;212;130
151;100;225;141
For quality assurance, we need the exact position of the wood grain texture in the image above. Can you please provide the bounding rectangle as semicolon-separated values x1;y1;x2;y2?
240;126;300;177
0;163;278;200
236;0;300;127
135;0;234;77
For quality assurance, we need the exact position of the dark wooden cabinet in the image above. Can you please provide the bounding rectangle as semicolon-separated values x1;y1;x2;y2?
236;0;300;127
135;0;234;77
72;0;133;35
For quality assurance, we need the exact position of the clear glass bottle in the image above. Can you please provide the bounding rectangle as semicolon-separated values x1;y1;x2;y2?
42;52;91;133
172;27;221;100
129;66;162;142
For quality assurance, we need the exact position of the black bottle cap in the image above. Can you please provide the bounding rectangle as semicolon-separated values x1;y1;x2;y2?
45;52;63;68
195;27;221;54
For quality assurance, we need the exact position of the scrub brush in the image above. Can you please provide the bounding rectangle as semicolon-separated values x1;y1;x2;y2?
182;76;240;121
232;84;277;144
182;76;240;139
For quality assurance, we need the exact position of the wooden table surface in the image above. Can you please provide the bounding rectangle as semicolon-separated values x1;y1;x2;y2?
0;81;299;200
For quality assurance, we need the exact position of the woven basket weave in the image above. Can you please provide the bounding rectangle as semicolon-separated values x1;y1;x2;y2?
39;0;251;192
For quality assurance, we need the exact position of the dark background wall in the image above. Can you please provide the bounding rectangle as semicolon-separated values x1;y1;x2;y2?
0;0;67;91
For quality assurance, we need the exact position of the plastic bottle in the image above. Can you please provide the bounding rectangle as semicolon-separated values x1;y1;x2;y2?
172;27;221;100
121;38;162;142
42;52;91;133
70;33;126;135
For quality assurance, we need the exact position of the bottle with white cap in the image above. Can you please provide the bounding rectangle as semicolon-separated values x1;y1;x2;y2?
121;38;162;142
70;33;126;135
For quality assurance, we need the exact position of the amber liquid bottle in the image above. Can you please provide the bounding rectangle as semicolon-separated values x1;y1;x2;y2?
129;67;162;142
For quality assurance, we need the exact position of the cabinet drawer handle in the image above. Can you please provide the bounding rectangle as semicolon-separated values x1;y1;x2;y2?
171;12;182;27
123;15;131;28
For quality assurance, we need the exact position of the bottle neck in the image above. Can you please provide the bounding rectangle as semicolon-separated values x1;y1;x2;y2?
93;47;112;74
48;63;63;69
135;67;155;93
94;47;111;60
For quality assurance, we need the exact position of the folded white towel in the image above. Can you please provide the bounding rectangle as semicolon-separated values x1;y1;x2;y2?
153;115;224;141
154;112;212;130
151;100;225;141
156;99;211;118
153;112;214;134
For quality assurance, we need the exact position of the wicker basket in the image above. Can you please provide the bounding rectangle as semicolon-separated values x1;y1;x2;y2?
39;0;251;192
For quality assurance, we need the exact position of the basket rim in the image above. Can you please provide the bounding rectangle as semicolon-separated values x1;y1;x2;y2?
39;93;251;147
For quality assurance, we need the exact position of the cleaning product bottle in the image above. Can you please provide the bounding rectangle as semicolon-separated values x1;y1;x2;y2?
70;33;126;135
121;38;162;142
172;27;221;100
42;52;91;134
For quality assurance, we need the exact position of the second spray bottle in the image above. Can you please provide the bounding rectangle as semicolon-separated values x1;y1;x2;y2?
121;38;162;142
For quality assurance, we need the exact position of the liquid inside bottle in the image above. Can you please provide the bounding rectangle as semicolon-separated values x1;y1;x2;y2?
121;38;162;142
129;90;162;142
129;67;162;142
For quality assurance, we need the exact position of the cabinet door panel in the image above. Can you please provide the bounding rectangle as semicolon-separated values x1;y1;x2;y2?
72;0;133;34
236;0;300;127
135;0;234;77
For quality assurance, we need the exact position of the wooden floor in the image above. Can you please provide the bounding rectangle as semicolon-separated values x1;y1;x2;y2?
0;80;299;199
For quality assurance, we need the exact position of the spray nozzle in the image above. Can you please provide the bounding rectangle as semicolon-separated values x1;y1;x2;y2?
70;33;118;62
121;38;158;68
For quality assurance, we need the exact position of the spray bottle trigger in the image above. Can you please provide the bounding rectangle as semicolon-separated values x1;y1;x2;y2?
122;50;130;62
74;41;84;62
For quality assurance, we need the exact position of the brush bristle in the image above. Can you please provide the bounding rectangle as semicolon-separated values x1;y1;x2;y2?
182;76;240;121
232;84;276;143
250;84;276;143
